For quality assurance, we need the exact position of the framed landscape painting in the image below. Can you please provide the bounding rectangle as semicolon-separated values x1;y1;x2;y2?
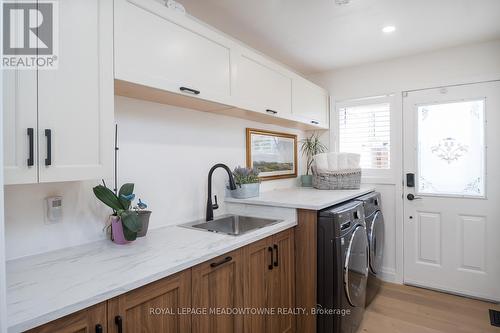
246;128;297;180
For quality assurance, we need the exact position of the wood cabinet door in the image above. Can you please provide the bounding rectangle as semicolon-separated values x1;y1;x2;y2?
37;0;114;183
107;270;191;333
191;249;243;333
243;237;274;333
27;302;107;333
270;229;296;333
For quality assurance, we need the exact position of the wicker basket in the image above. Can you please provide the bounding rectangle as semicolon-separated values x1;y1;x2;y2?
312;167;362;190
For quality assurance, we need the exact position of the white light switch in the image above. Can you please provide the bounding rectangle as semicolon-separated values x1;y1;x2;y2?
45;196;63;224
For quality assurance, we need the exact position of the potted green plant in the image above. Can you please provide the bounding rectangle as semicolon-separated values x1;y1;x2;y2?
229;166;261;199
93;182;142;244
300;133;327;187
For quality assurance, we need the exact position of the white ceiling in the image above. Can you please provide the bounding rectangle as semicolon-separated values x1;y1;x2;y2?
178;0;500;74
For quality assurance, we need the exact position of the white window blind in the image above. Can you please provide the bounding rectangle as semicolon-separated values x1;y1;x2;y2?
338;102;391;169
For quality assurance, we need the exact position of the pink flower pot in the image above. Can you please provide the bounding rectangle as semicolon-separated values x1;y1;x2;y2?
110;215;129;245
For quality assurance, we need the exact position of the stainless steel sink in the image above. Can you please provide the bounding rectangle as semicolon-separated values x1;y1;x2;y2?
181;215;282;236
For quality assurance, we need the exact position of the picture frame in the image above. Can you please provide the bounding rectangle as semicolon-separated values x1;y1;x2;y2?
246;128;298;181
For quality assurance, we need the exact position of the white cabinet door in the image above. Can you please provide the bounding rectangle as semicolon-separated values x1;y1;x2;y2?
114;0;232;104
292;78;329;128
3;70;38;185
37;0;113;183
234;52;292;117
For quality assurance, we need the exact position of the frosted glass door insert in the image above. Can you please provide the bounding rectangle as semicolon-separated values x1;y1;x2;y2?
417;100;485;197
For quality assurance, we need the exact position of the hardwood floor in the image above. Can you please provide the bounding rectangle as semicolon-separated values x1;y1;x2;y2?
358;282;500;333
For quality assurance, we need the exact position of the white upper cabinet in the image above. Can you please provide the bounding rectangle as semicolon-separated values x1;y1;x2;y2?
3;0;114;185
3;71;37;185
114;0;232;104
233;51;292;117
113;0;329;130
292;77;330;128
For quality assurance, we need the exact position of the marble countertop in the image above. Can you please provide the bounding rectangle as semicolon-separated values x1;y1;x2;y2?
225;186;375;210
6;216;296;332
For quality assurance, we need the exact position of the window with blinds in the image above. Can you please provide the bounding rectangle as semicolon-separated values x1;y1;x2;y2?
338;102;391;169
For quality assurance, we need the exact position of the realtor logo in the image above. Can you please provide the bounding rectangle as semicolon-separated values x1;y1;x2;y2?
2;1;59;69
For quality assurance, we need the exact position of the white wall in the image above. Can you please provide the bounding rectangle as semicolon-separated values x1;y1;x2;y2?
309;39;500;283
4;97;305;260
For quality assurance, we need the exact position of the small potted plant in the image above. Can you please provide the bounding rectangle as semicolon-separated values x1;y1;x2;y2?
93;182;143;244
229;166;261;199
300;133;327;187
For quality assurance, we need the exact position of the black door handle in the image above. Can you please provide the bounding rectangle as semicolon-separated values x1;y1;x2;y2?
266;109;278;115
210;256;232;268
95;324;103;333
27;128;34;166
45;129;52;166
179;86;200;95
273;244;279;267
407;193;422;201
268;246;273;270
311;120;319;125
115;315;123;333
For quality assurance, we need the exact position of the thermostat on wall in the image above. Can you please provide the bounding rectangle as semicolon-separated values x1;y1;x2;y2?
45;196;63;224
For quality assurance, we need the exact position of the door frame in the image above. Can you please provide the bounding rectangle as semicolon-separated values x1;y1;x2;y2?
400;79;500;292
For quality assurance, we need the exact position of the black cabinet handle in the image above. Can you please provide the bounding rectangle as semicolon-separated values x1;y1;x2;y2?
311;120;319;125
179;86;200;95
268;246;273;270
95;324;103;333
115;315;123;333
266;109;278;115
44;129;52;166
210;256;232;268
27;128;34;167
273;244;279;267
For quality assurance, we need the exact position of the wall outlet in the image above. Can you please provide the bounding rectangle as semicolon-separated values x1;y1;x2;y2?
45;196;63;224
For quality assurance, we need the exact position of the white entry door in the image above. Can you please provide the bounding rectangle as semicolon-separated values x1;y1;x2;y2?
403;81;500;301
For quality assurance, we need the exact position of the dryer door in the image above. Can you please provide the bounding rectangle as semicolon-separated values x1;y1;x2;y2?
344;225;369;307
369;211;385;274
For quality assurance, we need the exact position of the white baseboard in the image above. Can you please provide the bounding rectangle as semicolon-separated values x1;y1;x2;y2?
379;267;400;284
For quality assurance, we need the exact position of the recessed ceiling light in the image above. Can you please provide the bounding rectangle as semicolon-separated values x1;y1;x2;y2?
382;25;396;33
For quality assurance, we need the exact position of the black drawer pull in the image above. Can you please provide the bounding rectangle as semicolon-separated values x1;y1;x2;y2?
210;256;232;268
27;128;34;166
311;120;319;125
44;129;52;166
273;244;279;267
266;109;278;115
179;86;200;95
268;246;273;270
115;315;123;333
95;324;103;333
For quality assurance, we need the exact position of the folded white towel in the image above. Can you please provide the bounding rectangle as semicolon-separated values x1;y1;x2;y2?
314;153;328;173
327;153;338;171
337;153;349;170
344;153;361;169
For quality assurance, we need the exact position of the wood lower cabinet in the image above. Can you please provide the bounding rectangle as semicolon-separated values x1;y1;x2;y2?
244;229;295;333
26;228;296;333
191;249;244;333
27;302;107;333
107;269;191;333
